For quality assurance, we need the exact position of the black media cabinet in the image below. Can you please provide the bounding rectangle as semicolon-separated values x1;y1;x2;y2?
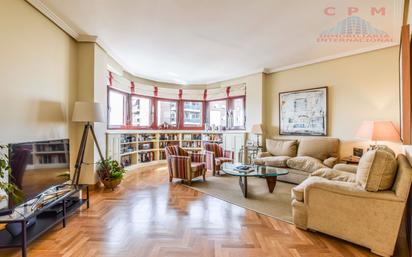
0;184;89;257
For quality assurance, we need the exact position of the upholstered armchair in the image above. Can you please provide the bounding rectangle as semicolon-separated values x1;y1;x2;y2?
291;149;412;257
165;146;206;185
204;143;234;176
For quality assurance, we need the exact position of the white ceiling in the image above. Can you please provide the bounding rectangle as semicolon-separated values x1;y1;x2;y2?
35;0;403;84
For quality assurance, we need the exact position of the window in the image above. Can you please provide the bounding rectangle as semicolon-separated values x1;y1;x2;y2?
157;100;178;127
231;97;245;129
108;89;127;127
208;100;227;129
131;95;152;127
183;101;203;127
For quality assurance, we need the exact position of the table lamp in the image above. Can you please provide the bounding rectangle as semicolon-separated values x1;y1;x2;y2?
72;102;106;185
355;121;400;149
251;124;263;147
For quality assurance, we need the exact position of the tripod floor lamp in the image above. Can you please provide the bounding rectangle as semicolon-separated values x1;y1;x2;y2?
71;102;106;185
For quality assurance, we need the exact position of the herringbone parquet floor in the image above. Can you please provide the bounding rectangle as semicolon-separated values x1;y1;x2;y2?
0;164;405;257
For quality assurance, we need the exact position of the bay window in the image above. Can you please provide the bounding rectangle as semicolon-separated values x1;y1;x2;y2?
107;87;245;130
183;101;203;127
157;100;178;127
131;95;152;127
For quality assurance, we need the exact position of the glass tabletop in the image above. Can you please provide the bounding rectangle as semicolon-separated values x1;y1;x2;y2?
221;163;289;177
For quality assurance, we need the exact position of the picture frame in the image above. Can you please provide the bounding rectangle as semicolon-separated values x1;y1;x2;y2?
279;87;328;136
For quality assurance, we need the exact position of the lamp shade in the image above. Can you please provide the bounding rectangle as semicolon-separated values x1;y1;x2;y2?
355;121;400;142
72;101;106;123
251;124;263;134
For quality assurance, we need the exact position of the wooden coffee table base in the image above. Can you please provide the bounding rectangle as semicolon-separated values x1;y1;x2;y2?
238;176;278;198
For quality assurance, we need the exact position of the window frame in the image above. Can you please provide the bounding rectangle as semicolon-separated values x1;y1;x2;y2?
228;96;246;130
180;100;205;130
107;87;129;129
155;98;180;129
206;98;228;130
129;93;155;129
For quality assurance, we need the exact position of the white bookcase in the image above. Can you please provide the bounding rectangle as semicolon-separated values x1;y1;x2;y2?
106;131;246;170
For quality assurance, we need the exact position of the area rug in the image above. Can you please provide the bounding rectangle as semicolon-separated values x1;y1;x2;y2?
186;175;294;223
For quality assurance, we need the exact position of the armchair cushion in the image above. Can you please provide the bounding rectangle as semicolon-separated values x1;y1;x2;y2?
287;156;326;173
333;163;358;173
191;162;206;172
356;149;398;192
266;139;298;157
311;168;356;183
215;157;232;165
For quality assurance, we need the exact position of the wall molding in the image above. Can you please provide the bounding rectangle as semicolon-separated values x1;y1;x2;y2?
267;43;400;74
26;0;80;39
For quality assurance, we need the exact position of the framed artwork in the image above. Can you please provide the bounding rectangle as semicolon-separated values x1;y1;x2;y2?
279;87;328;136
399;24;411;145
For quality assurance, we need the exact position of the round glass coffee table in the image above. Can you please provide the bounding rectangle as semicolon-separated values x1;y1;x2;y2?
221;163;289;198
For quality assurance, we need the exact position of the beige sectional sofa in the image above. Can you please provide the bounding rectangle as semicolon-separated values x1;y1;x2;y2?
291;148;412;257
253;138;340;184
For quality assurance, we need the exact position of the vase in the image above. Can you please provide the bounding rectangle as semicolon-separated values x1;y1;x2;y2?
101;178;122;189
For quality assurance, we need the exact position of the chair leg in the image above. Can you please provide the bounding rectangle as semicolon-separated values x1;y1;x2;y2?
188;179;192;186
169;176;173;183
203;172;206;182
212;170;216;176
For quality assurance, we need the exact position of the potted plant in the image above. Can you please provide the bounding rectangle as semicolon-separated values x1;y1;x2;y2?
96;159;126;189
0;145;22;208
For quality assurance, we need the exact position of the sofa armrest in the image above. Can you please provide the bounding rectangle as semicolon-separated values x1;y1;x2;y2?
333;163;358;173
205;150;215;172
257;152;272;158
303;177;402;202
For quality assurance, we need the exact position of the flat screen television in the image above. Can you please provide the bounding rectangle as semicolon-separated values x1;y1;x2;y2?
0;139;70;212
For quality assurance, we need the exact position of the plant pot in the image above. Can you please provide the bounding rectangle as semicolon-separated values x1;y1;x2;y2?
101;178;122;189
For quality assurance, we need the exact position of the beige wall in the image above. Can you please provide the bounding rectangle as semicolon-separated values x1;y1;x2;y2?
264;46;401;156
0;0;78;144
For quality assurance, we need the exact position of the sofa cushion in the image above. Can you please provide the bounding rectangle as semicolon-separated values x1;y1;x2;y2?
252;158;266;166
297;138;339;161
323;157;338;168
356;149;398;192
311;168;356;183
266;139;298;157
263;156;291;167
286;156;326;173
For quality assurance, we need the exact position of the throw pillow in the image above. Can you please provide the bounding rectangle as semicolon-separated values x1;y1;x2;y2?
266;139;298;157
286;156;326;173
356;149;398;192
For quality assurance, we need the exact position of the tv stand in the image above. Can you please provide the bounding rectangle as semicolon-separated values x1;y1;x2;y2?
0;184;89;257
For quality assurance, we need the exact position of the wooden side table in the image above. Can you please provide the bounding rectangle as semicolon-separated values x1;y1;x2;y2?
340;156;361;165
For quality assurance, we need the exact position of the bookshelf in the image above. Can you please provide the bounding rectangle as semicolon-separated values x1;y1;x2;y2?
106;131;246;169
